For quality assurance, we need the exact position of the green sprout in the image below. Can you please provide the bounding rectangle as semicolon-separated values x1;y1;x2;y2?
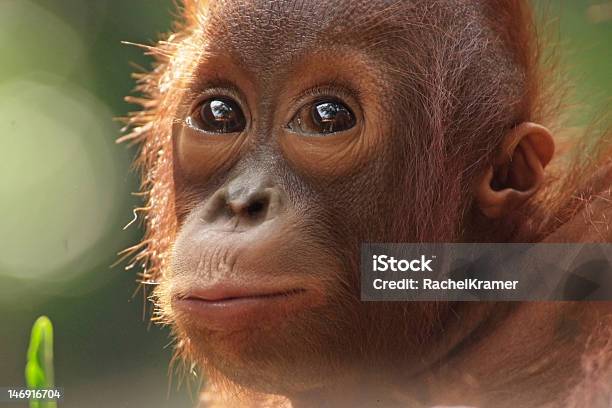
25;316;57;408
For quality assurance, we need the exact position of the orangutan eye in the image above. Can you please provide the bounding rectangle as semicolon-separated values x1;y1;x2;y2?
288;100;356;135
189;97;246;134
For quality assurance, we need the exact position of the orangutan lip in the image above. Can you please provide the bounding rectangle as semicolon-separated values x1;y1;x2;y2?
178;287;306;302
172;287;308;328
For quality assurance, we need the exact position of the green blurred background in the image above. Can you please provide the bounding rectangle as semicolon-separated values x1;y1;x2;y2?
0;1;610;407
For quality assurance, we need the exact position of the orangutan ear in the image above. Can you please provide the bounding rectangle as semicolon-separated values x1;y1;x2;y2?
475;122;554;219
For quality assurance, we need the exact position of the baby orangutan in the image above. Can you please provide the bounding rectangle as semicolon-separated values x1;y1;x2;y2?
121;1;612;407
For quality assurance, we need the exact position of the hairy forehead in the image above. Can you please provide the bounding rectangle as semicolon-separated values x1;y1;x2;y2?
200;0;415;65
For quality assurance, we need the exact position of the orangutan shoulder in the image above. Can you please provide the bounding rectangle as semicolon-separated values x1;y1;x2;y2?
564;313;612;408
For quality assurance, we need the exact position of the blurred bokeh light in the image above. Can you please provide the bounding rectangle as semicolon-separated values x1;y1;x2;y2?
0;76;121;281
1;1;86;79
